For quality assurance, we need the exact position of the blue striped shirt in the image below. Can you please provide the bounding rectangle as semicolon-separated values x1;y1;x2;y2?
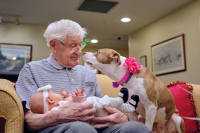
16;55;103;109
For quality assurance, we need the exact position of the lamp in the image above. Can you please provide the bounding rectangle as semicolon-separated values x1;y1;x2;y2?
15;17;20;25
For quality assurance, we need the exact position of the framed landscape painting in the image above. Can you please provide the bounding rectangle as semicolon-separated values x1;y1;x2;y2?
0;43;32;75
151;34;186;76
140;55;147;67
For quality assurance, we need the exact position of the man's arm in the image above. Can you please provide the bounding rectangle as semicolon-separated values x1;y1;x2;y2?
94;74;103;98
25;101;96;131
24;110;57;131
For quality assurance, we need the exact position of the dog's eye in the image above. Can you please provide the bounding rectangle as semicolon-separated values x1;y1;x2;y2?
96;50;99;53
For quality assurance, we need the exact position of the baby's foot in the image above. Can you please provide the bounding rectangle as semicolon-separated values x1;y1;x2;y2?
118;87;129;103
129;94;139;109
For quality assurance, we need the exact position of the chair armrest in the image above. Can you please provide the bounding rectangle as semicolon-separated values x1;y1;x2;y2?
0;79;24;133
191;84;200;119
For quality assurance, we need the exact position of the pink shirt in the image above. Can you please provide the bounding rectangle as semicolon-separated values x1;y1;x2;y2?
46;101;68;113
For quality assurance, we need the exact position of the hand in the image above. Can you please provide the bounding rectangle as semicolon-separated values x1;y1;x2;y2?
49;100;96;124
60;88;71;98
72;87;85;96
92;106;128;129
71;87;85;103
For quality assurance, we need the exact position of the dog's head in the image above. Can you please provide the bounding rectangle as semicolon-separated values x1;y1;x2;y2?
83;48;121;68
95;48;121;66
83;48;127;81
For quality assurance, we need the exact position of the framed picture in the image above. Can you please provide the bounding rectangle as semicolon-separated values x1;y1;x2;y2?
0;43;32;75
151;34;186;76
140;55;147;67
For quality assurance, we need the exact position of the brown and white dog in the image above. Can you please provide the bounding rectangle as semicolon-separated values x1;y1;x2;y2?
83;48;184;133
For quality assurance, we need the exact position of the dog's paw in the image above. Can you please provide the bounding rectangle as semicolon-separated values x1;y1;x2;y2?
129;94;139;108
118;87;129;103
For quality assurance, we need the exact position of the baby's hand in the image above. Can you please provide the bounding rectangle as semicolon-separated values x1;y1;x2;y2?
73;87;85;96
60;88;71;98
72;87;85;103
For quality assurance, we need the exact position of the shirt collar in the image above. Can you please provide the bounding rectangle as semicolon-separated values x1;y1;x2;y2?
46;54;76;70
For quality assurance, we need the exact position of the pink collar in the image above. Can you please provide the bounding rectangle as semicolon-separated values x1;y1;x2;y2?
112;57;142;88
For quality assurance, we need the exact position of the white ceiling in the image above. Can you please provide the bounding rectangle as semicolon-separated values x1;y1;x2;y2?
0;0;194;50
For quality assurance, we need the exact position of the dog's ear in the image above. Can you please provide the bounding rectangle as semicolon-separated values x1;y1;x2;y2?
111;51;121;66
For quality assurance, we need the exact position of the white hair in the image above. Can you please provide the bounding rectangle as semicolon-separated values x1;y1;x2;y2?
43;19;87;47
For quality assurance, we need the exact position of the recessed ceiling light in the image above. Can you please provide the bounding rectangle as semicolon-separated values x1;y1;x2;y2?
91;39;98;43
12;57;17;60
121;18;131;22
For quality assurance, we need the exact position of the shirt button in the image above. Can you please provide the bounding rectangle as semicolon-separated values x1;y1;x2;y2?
71;79;73;81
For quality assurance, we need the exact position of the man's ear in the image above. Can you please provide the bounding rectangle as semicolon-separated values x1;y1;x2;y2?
49;40;57;53
112;51;121;66
46;96;55;104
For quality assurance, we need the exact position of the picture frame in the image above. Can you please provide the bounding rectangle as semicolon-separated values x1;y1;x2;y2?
151;34;186;76
140;55;147;67
0;43;32;75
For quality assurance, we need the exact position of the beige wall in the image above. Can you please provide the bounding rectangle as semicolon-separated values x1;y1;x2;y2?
129;0;200;84
0;23;50;61
0;23;128;65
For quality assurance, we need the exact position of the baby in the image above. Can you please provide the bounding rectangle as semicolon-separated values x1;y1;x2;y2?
30;85;140;117
29;84;85;114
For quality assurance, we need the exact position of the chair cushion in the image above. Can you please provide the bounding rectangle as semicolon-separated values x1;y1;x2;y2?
96;74;121;97
166;81;199;133
0;79;24;133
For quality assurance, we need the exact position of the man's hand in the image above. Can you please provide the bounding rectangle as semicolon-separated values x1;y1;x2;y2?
50;100;96;123
92;106;128;129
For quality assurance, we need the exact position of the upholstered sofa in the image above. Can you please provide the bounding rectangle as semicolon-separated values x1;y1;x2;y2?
0;74;200;133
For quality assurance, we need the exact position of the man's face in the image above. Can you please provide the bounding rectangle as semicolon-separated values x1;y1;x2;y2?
50;36;83;68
